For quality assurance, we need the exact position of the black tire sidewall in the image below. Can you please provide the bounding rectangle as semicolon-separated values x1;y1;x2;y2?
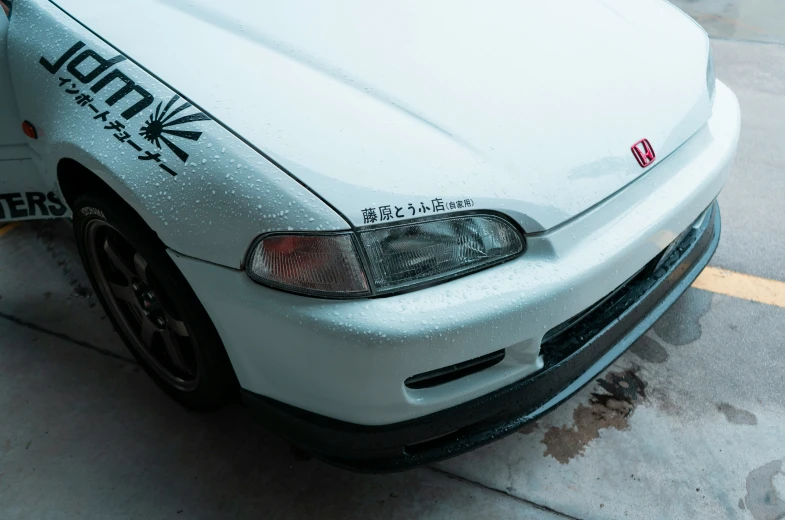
72;188;237;410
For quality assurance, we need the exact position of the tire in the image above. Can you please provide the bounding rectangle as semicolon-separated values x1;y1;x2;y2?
72;187;238;410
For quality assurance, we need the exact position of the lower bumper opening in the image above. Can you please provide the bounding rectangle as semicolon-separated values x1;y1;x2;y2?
404;349;506;390
403;428;463;455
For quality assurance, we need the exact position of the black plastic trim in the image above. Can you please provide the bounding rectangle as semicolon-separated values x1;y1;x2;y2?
405;349;506;390
242;201;721;472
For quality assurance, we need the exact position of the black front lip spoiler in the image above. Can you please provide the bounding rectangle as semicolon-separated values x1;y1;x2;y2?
242;202;721;472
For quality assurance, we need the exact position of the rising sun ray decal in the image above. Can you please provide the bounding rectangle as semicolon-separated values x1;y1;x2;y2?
139;95;210;163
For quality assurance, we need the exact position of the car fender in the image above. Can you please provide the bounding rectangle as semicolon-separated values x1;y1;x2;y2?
6;0;349;268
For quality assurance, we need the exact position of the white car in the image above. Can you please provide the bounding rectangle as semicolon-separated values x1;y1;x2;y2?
0;0;739;470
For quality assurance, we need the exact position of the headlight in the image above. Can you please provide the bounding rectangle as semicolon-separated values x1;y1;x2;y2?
358;215;523;294
706;46;716;102
245;214;525;298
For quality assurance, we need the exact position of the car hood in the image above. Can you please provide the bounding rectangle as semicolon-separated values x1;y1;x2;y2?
55;0;712;231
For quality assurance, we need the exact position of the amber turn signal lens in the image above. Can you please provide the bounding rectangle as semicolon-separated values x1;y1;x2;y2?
22;121;37;139
246;233;370;297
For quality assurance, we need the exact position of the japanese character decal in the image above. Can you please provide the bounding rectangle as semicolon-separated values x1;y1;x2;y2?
74;93;93;106
138;151;162;162
41;40;214;178
139;95;210;163
362;208;378;224
361;198;475;223
159;164;177;176
379;205;393;221
92;110;110;122
104;120;125;132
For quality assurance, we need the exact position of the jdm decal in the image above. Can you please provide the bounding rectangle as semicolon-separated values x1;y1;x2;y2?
361;198;475;224
40;41;211;177
140;95;210;163
0;192;67;220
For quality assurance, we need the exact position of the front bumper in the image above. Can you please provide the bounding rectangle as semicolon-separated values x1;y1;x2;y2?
169;82;737;469
241;201;719;471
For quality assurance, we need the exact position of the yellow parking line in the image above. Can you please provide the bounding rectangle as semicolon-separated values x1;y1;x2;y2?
0;222;20;238
693;267;785;308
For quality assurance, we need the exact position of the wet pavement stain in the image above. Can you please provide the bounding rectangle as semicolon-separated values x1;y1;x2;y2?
717;402;758;426
629;335;669;364
32;220;95;302
745;459;785;520
541;367;646;464
653;289;713;346
518;422;540;435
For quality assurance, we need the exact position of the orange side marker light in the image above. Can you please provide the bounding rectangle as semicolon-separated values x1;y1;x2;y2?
22;120;38;139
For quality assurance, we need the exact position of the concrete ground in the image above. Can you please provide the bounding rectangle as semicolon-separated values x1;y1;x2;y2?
1;2;784;519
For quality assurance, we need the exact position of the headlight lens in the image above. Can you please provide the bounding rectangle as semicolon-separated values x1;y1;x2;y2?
246;214;524;298
706;46;716;102
358;215;524;294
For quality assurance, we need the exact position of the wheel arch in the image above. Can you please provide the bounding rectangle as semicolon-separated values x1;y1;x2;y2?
57;157;116;210
68;171;240;409
56;157;162;241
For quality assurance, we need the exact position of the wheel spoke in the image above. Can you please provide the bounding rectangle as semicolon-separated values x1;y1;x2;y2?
103;238;134;281
108;282;136;304
127;304;144;323
140;317;157;349
134;253;149;283
167;318;189;337
162;329;190;372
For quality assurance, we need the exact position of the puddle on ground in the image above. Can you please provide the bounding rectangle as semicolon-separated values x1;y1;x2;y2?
540;367;646;464
32;220;95;302
653;289;713;346
744;459;785;520
717;402;758;426
629;334;669;364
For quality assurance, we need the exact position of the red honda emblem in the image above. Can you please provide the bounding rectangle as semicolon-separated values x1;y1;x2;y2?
631;139;655;168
